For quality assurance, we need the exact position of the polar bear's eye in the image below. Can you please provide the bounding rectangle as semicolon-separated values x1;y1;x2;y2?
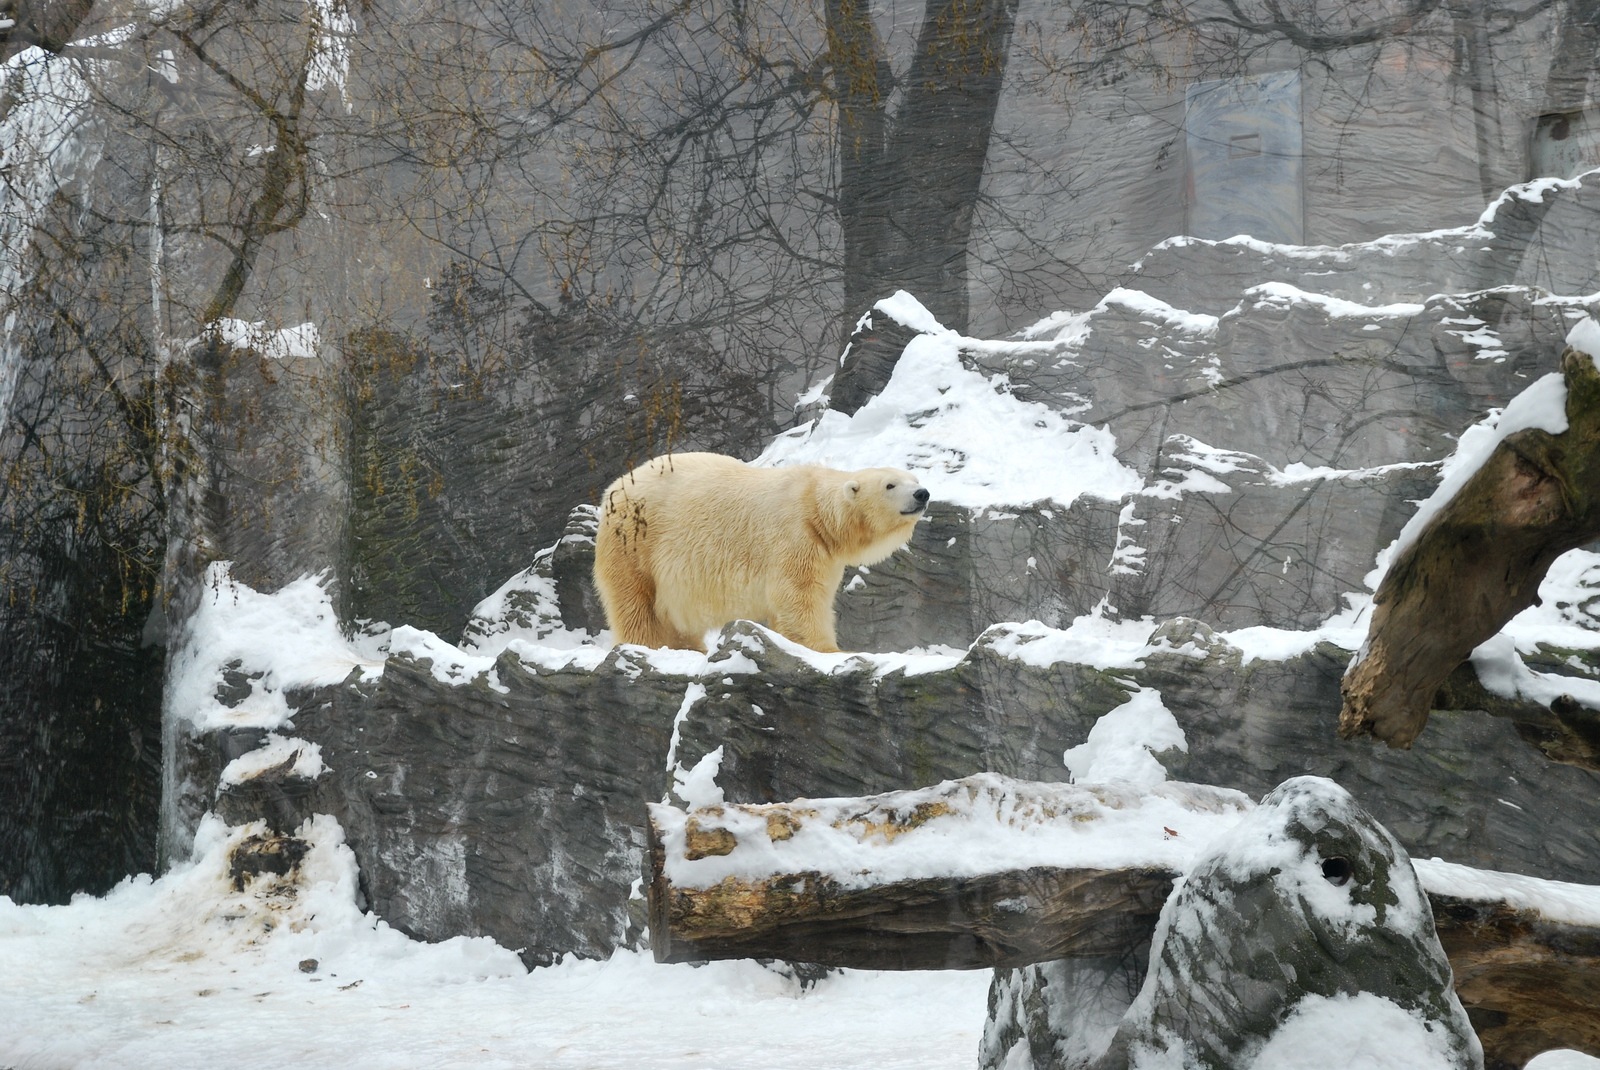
885;482;896;490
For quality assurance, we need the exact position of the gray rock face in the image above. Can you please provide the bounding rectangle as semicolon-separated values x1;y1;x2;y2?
782;175;1598;651
297;648;686;967
829;305;926;417
159;166;1600;1061
1087;777;1481;1070
181;644;676;967
172;606;1600;970
191;339;350;601
343;325;764;639
842;500;1126;651
1109;462;1439;631
974;3;1580;331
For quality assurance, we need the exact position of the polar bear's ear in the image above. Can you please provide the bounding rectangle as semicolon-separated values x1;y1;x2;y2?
844;479;860;496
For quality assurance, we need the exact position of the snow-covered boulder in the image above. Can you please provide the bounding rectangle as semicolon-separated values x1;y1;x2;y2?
986;778;1482;1070
1090;776;1480;1069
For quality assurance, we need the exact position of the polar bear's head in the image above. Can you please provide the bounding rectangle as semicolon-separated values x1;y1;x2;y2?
837;467;929;565
845;469;929;517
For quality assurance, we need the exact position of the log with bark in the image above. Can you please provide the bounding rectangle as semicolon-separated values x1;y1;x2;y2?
1431;890;1600;1068
647;775;1600;1067
1339;342;1600;750
647;774;1250;969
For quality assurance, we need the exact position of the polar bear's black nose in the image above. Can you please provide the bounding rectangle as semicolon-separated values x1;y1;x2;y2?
913;488;929;505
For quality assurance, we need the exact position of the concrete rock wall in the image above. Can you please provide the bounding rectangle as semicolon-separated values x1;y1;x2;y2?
170;171;1600;967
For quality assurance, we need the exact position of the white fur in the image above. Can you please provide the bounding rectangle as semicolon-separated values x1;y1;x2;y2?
593;452;927;652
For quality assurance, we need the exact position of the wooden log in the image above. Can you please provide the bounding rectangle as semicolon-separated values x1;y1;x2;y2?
1430;892;1600;1070
648;776;1600;1067
647;774;1249;969
648;857;1174;971
1340;344;1600;749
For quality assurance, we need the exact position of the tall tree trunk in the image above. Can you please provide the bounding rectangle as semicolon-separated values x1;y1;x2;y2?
827;0;1019;344
888;0;1018;334
825;0;895;342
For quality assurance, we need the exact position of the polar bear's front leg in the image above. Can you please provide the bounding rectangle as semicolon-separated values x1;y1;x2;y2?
770;563;844;653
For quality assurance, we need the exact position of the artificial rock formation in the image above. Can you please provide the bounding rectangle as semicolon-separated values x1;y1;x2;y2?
162;172;1600;1063
1084;777;1481;1070
181;613;1600;973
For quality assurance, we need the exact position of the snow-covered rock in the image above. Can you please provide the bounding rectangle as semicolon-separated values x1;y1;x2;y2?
1086;776;1480;1069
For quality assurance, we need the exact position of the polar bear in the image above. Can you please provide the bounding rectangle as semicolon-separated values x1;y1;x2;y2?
593;452;929;652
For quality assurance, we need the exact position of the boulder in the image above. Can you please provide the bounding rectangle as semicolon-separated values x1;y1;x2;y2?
1097;777;1480;1068
990;778;1482;1069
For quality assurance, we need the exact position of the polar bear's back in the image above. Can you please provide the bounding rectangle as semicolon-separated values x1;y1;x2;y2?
596;453;821;638
601;452;816;548
593;451;925;651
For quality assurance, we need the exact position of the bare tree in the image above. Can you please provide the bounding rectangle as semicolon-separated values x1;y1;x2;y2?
0;0;353;898
827;0;1020;335
493;0;1035;369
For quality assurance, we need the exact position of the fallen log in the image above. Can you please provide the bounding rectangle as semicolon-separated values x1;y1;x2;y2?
647;774;1600;1067
650;862;1174;971
1339;339;1600;749
1429;891;1600;1069
646;773;1249;970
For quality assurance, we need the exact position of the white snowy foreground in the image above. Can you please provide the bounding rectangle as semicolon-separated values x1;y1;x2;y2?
2;799;1599;1069
0;815;991;1070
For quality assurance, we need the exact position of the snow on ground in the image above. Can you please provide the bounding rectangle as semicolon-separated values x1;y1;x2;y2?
1247;992;1470;1070
0;815;989;1070
6;776;1598;1067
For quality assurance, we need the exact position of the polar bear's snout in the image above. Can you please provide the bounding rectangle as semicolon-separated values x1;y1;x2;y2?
901;486;931;515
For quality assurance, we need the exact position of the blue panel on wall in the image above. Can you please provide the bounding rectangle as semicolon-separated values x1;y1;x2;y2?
1185;70;1305;244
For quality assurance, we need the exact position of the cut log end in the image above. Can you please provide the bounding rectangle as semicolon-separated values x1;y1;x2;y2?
1338;646;1425;749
